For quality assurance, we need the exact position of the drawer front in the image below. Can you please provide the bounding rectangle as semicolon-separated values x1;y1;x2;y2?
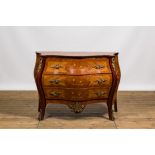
42;74;112;88
44;88;110;101
43;57;111;75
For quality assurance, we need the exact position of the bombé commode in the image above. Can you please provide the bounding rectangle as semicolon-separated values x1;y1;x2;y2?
34;52;121;120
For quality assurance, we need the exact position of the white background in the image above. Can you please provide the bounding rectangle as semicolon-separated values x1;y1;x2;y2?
0;26;155;90
0;0;155;155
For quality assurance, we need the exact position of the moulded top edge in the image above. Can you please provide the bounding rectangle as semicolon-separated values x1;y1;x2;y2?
36;51;118;57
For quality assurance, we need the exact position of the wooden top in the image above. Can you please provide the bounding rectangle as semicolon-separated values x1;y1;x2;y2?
36;51;118;57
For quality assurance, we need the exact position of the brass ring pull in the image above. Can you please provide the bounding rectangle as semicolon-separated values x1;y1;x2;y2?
93;64;104;69
50;91;60;97
49;79;60;84
96;79;106;85
51;64;62;69
96;91;105;97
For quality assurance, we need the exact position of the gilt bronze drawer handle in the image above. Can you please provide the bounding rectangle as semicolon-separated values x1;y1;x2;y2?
50;91;61;97
93;64;104;69
95;91;105;97
49;79;60;84
51;64;62;69
96;79;106;85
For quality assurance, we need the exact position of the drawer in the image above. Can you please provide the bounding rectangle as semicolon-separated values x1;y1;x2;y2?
42;74;112;88
43;57;111;75
44;87;110;101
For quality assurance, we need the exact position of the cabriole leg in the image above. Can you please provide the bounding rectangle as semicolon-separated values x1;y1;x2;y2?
114;96;118;112
38;98;41;112
38;100;46;121
38;107;46;121
107;102;114;121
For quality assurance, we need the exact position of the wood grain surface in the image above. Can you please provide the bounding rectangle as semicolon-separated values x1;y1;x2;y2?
43;87;110;101
43;57;111;75
42;74;112;88
0;91;155;128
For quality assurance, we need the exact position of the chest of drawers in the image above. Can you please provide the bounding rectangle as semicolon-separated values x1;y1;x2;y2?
34;52;121;121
